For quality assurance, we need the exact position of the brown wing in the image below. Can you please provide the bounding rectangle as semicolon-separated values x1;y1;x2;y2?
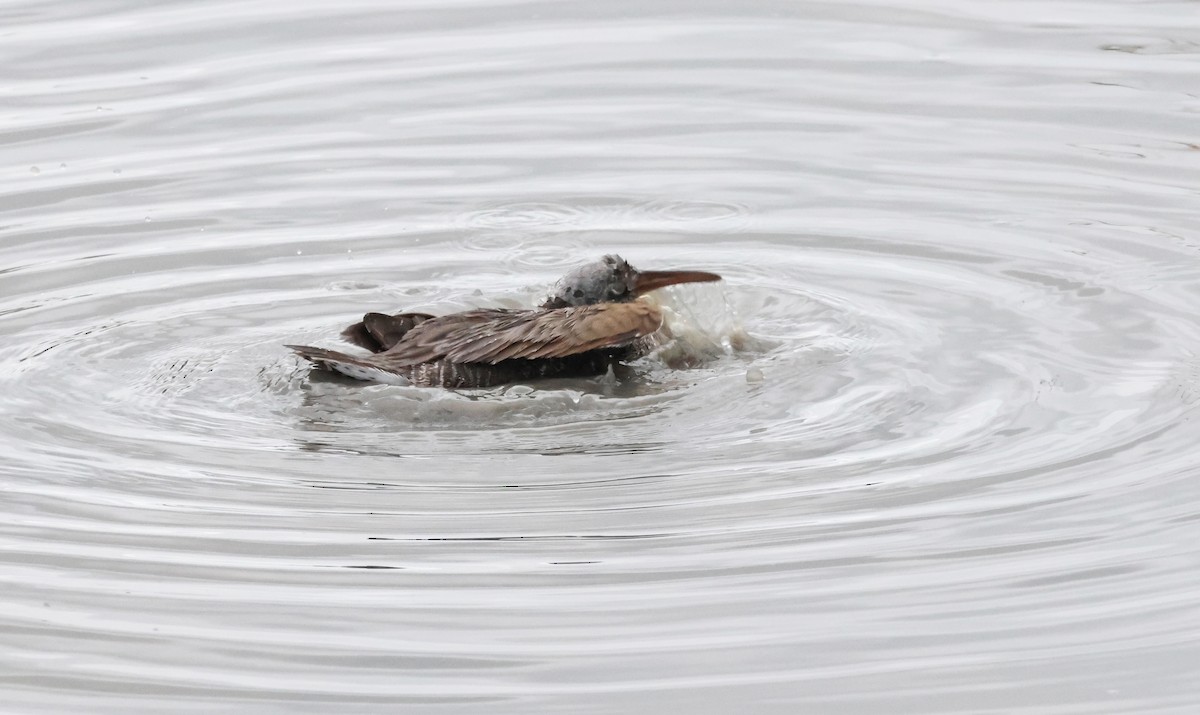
341;312;435;353
377;302;663;366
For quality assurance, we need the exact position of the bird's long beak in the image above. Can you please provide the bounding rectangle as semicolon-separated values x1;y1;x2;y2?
633;269;722;296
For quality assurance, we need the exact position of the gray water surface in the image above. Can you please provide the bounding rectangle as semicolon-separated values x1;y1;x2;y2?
3;0;1200;712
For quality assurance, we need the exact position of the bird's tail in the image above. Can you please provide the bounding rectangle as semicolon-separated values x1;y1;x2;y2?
285;345;411;385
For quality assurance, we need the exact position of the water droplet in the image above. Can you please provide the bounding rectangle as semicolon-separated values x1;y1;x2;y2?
29;166;40;175
745;367;764;383
59;163;67;169
296;250;303;256
113;168;122;175
144;216;151;223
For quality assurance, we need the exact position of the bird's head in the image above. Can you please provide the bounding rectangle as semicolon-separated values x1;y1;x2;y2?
542;254;721;308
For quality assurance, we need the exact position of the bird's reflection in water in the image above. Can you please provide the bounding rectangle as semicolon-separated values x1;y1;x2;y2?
288;369;677;458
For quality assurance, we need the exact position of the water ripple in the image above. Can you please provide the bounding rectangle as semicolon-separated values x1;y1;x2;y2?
461;197;750;235
2;0;1200;712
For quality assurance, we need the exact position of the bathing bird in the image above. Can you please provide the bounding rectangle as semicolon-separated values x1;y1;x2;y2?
286;254;721;388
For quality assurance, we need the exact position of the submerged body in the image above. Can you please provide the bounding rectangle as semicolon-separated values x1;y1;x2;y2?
287;255;721;388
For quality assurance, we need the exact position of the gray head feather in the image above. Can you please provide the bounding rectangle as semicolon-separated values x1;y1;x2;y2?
542;254;638;308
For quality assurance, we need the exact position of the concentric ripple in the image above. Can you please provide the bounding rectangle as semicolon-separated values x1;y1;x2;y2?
2;0;1200;713
462;197;750;235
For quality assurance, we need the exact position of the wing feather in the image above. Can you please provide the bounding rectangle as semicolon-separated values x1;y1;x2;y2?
341;312;435;352
376;303;662;366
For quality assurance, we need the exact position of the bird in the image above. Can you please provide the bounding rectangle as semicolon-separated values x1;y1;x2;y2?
286;254;722;388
